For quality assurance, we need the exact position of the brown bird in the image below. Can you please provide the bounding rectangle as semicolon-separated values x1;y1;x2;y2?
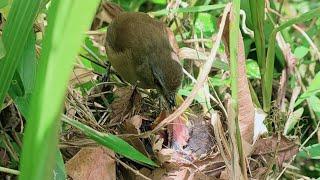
105;12;183;108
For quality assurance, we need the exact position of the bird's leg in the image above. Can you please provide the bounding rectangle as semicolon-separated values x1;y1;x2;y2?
158;95;162;112
102;61;111;82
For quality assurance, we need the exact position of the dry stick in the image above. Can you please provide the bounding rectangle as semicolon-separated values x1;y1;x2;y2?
0;167;20;176
275;33;290;110
116;158;151;180
183;38;212;43
182;68;228;118
211;112;232;170
152;3;232;133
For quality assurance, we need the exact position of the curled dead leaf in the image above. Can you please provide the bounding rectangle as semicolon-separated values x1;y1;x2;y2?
66;146;115;180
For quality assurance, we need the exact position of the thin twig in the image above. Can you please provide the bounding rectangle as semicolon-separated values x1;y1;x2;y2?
0;167;20;176
116;158;151;180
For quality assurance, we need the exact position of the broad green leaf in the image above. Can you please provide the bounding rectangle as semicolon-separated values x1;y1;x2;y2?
195;13;217;37
294;46;309;59
295;71;320;107
8;31;37;118
209;76;230;87
0;0;8;9
62;116;158;167
0;0;40;106
283;107;304;135
246;59;261;79
83;37;106;74
9;72;25;97
298;144;320;160
19;1;100;179
308;95;320;116
212;59;229;71
178;87;205;103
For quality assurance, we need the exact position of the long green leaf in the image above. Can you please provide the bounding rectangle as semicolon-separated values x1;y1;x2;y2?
8;31;37;118
19;1;100;179
0;0;41;107
249;0;266;110
62;115;158;167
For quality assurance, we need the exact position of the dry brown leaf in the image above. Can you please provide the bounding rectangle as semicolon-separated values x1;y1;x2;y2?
126;115;144;133
152;110;168;129
157;148;176;164
70;67;96;87
66;146;115;180
219;168;230;180
220;15;255;144
166;168;189;180
251;167;268;179
151;135;164;152
110;87;141;124
236;32;255;144
123;115;149;157
252;135;299;167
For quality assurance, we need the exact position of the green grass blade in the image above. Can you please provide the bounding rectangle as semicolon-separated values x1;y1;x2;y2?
19;1;100;179
62;115;158;167
249;0;265;70
0;0;8;9
264;7;320;112
249;0;265;109
8;31;37;118
0;0;41;107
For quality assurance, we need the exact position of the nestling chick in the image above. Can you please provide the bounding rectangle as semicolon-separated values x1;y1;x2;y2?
105;12;183;108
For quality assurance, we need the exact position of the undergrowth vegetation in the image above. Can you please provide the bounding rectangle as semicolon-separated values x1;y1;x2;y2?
0;0;320;179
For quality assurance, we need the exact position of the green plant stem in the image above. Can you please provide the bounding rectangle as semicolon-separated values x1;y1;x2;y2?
229;1;247;179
